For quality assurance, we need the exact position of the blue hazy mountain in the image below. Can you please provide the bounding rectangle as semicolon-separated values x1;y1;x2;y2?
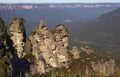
0;3;119;35
69;8;120;58
0;3;120;57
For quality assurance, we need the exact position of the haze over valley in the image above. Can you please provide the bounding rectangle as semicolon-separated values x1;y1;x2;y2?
0;3;120;56
0;3;120;77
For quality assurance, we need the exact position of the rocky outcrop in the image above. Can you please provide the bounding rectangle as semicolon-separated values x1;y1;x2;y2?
82;59;115;77
27;21;69;74
54;24;69;67
71;47;80;59
70;46;115;77
90;59;115;77
25;20;115;76
80;46;94;55
0;17;116;77
10;18;26;58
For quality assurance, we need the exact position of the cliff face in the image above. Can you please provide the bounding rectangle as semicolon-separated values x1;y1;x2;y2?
70;46;115;77
91;59;115;77
23;19;115;76
27;21;69;74
0;17;116;77
24;20;115;77
10;18;26;58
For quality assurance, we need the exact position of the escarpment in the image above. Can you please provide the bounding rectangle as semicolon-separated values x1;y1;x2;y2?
25;20;115;77
70;46;115;77
0;17;117;77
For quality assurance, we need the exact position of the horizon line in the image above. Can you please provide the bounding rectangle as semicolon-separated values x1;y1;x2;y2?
0;2;120;4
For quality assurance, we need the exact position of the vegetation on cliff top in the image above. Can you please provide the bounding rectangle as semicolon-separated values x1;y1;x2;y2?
0;17;120;77
29;47;115;77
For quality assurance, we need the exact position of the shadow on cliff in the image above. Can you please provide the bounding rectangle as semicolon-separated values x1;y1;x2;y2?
11;58;30;77
8;37;30;77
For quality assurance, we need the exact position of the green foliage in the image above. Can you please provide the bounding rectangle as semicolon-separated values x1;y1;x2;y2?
0;18;4;27
90;52;113;62
51;30;55;34
0;58;11;77
79;51;89;60
68;51;73;58
28;48;114;77
24;52;35;63
31;31;36;35
29;68;84;77
115;66;120;77
79;50;113;63
0;48;5;58
116;70;120;77
0;17;12;77
69;49;113;77
0;26;5;32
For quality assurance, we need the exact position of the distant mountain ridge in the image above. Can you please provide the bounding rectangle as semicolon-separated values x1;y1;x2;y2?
0;3;120;58
0;3;118;36
0;3;120;10
70;8;120;57
0;3;120;77
96;8;120;22
0;17;116;77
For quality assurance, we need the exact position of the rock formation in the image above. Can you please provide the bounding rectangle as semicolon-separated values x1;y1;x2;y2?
54;24;69;67
91;59;115;77
71;47;80;59
27;21;69;74
70;46;115;77
10;18;26;58
25;20;115;76
0;17;116;77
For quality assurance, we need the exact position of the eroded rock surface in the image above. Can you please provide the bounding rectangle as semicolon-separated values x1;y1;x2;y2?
71;47;80;59
10;18;26;58
70;46;115;77
27;21;69;74
7;18;116;76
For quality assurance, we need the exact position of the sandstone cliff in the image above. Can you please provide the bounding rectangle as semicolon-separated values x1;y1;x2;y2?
26;20;69;74
23;19;115;77
70;46;115;77
10;18;26;58
0;17;117;77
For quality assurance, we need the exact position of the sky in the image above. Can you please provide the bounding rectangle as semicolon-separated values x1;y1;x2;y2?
0;0;120;3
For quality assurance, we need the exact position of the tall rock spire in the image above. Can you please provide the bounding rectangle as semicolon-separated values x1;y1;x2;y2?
27;21;69;74
54;24;69;67
10;18;26;58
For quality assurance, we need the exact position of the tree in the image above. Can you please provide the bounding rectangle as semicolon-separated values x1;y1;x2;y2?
0;17;12;77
